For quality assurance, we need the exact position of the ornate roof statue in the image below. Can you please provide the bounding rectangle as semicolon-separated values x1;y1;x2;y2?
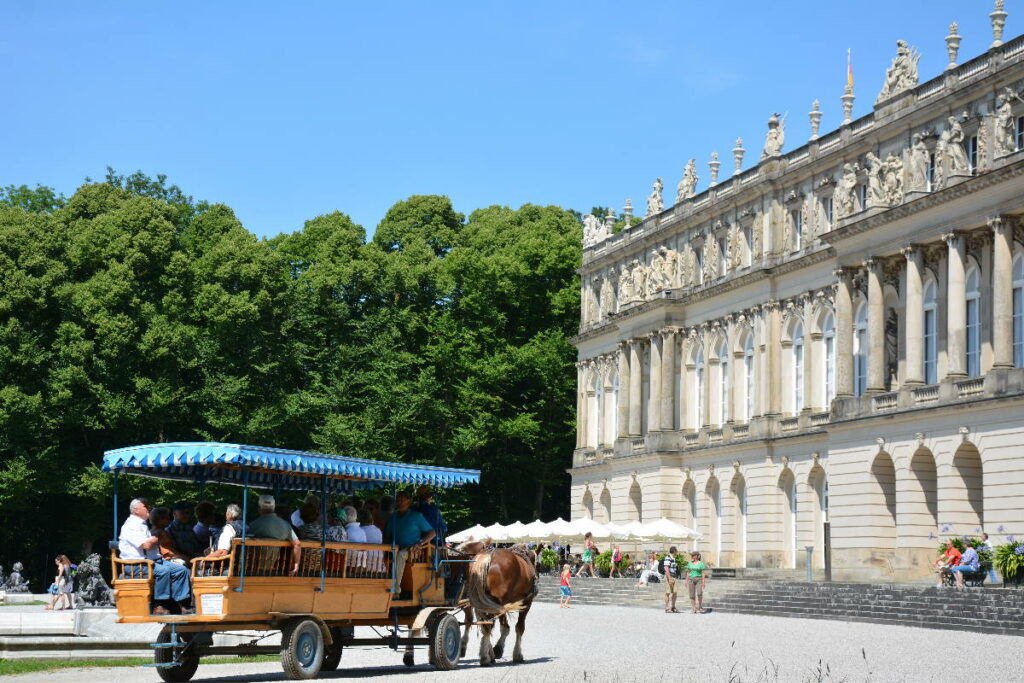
676;159;698;203
876;40;920;104
645;178;664;218
761;113;786;160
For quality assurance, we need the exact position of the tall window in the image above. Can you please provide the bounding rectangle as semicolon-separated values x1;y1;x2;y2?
719;341;730;424
792;322;805;412
743;335;755;421
695;348;705;428
1014;254;1024;368
790;209;802;251
1017;116;1024;152
719;237;729;277
823;197;833;232
695;247;704;285
743;225;753;266
966;266;981;377
854;303;868;396
967;135;979;174
821;312;836;405
927;153;936;191
610;372;620;442
789;481;798;567
715;485;723;554
924;280;938;384
857;184;867;210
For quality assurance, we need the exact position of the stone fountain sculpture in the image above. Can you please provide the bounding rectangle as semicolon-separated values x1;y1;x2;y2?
5;562;30;593
75;553;114;607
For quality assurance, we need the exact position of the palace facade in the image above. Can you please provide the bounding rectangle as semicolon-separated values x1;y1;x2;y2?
569;19;1024;580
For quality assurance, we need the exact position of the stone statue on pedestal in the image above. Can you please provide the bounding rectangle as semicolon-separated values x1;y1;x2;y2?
877;40;920;104
933;129;949;190
599;274;615;318
703;237;720;282
75;553;114;607
582;214;599;247
945;116;970;176
646;178;664;218
618;263;635;303
676;160;698;202
834;163;858;218
631;259;647;301
993;88;1018;158
909;133;930;190
761;113;786;159
864;152;886;207
883;153;904;206
6;562;30;593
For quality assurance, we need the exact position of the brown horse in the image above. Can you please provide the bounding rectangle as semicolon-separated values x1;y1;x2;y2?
460;545;538;666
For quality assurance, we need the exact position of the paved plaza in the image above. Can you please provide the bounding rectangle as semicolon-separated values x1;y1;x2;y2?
8;601;1024;682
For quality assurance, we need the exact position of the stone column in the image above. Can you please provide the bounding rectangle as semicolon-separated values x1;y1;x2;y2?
945;232;967;378
575;362;585;448
866;258;886;393
628;340;642;436
834;270;854;397
601;361;615;446
902;246;924;384
764;303;782;414
617;342;631;438
677;330;689;429
991;216;1015;368
660;328;676;430
648;333;662;432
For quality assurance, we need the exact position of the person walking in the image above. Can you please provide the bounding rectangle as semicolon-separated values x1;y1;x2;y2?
576;532;598;578
559;564;573;608
609;545;623;578
685;551;708;613
661;546;679;613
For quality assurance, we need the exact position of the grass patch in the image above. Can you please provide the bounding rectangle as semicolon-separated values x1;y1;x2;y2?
0;655;277;677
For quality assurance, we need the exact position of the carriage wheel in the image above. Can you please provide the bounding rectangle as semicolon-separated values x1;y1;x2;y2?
321;626;348;671
428;613;461;671
280;618;324;680
155;625;200;683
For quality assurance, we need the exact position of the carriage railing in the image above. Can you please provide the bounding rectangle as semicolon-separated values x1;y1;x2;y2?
111;555;155;580
191;539;395;580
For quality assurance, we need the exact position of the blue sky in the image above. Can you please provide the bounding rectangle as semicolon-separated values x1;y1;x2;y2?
2;1;1006;238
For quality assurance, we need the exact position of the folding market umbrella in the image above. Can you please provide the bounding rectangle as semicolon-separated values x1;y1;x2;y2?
503;521;529;542
447;523;488;543
637;517;702;541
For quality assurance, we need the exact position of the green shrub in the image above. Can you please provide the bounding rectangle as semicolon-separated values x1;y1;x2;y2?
539;547;558;569
994;540;1024;581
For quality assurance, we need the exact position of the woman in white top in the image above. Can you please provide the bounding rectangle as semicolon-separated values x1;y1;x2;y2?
359;508;383;573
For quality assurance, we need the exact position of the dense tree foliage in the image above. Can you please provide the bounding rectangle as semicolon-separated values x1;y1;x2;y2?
0;173;581;585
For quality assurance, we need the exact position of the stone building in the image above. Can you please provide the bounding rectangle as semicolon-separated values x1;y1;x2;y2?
570;17;1024;581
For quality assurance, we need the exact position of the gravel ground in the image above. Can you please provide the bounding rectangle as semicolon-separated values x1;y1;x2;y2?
7;601;1023;683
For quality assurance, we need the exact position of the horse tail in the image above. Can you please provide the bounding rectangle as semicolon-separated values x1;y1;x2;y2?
467;552;505;615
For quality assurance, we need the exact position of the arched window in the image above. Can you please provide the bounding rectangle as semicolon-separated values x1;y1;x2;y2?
1014;254;1024;368
924;279;938;384
821;312;836;405
719;340;730;424
694;347;705;429
966;265;981;377
743;334;755;421
792;322;805;412
854;302;868;396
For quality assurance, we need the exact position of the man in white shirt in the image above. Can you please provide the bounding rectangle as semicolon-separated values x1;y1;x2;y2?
118;498;192;614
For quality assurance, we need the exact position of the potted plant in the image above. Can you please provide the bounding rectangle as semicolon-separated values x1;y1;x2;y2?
994;538;1024;587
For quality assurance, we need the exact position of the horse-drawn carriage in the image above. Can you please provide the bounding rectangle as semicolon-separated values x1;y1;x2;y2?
104;442;530;681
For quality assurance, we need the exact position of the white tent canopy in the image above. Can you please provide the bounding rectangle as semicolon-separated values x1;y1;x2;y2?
446;516;702;544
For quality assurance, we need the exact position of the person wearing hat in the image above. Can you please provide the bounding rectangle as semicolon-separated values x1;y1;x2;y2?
412;486;447;540
167;501;202;560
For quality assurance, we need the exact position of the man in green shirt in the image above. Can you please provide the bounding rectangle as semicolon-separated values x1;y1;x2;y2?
685;551;707;613
251;494;301;576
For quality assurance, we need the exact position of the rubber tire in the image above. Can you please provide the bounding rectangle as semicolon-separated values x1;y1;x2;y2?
155;625;200;683
428;613;461;671
321;627;346;671
280;618;325;680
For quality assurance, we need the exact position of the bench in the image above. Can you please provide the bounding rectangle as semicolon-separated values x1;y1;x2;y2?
943;562;991;588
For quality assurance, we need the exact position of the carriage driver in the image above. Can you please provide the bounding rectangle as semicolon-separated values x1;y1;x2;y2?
384;490;435;598
118;498;193;615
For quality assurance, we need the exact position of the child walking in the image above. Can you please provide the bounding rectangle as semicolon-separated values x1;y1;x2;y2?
559;564;573;608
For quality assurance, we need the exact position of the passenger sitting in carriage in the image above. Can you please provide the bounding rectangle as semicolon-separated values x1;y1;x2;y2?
118;498;193;615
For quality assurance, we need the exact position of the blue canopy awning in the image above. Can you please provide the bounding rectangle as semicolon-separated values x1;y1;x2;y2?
102;442;480;494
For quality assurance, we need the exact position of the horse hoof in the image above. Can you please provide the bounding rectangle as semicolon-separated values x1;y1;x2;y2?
513;654;524;663
403;653;415;667
480;658;494;667
460;648;467;658
493;647;504;659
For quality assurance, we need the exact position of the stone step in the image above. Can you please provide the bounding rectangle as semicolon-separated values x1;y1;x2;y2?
712;596;1024;620
0;611;77;636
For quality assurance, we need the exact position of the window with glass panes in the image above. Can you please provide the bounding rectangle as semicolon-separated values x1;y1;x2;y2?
1014;255;1024;368
854;304;868;396
967;135;978;173
792;323;805;412
966;267;981;377
924;281;938;384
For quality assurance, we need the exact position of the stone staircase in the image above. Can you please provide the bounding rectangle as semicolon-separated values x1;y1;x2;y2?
536;575;1024;636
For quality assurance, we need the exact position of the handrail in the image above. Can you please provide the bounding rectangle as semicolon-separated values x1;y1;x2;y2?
111;554;154;581
192;539;401;580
